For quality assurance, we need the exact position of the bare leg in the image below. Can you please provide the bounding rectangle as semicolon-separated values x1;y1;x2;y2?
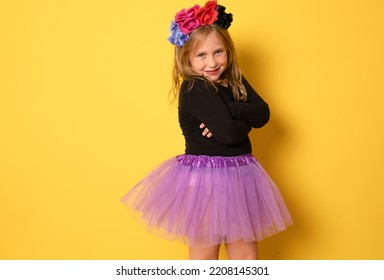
189;244;221;260
225;240;258;260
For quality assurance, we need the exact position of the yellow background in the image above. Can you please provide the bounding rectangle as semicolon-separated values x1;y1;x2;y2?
1;0;383;259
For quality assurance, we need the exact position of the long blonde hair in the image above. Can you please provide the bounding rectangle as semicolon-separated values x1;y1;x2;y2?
170;25;247;103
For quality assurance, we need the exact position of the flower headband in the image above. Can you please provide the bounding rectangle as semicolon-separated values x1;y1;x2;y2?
168;0;233;47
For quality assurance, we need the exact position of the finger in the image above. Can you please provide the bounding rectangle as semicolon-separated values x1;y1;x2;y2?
202;127;210;136
207;132;213;138
200;123;205;129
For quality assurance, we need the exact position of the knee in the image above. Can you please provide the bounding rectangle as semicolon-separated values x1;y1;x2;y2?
228;250;258;260
225;241;258;260
189;245;220;260
189;254;218;260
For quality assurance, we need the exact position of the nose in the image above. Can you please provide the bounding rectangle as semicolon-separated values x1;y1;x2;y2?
207;55;218;68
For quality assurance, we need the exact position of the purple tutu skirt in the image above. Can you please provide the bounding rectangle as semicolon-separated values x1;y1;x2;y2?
121;154;293;247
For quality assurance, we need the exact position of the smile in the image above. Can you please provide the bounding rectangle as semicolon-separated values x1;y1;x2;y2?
204;68;221;75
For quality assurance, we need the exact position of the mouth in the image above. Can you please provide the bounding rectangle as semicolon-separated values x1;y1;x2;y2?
204;68;221;76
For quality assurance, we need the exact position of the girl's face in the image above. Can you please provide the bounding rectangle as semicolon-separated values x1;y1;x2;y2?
188;31;227;83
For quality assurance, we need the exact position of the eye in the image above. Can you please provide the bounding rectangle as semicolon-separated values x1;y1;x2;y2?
196;53;206;58
215;49;224;55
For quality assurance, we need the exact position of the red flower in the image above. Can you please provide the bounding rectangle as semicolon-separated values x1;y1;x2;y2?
194;1;218;26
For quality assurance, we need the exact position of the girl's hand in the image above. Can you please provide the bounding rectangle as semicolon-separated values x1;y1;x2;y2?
200;123;213;138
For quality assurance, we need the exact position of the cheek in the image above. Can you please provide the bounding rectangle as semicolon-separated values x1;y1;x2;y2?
190;59;203;72
220;55;228;66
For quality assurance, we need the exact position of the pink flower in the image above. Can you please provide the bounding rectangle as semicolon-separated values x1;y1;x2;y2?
175;4;201;34
195;1;218;26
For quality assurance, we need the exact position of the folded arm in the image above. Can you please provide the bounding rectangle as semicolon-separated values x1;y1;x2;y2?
180;79;251;146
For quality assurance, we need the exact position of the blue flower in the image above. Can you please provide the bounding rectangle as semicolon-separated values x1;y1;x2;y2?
167;20;189;47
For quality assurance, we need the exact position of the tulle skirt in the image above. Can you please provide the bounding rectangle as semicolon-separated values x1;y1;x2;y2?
121;154;293;247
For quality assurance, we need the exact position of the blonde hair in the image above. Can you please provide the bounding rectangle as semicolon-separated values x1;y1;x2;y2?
170;25;247;103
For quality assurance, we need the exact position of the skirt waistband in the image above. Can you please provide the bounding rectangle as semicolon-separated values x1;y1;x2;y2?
176;154;256;168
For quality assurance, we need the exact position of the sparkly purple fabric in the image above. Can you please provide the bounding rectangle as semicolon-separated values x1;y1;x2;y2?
121;154;293;247
176;154;256;167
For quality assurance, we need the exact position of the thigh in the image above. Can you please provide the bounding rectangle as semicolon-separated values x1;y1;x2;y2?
225;240;258;260
189;244;221;260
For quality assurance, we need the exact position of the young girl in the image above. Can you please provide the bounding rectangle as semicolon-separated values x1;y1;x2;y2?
121;0;293;260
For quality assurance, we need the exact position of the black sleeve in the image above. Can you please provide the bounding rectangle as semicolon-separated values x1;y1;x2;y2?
227;77;270;128
180;79;251;146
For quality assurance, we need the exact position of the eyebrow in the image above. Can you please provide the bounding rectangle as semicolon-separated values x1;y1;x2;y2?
196;47;225;55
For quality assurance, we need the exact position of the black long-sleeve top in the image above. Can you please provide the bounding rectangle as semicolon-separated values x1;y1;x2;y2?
178;77;270;156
